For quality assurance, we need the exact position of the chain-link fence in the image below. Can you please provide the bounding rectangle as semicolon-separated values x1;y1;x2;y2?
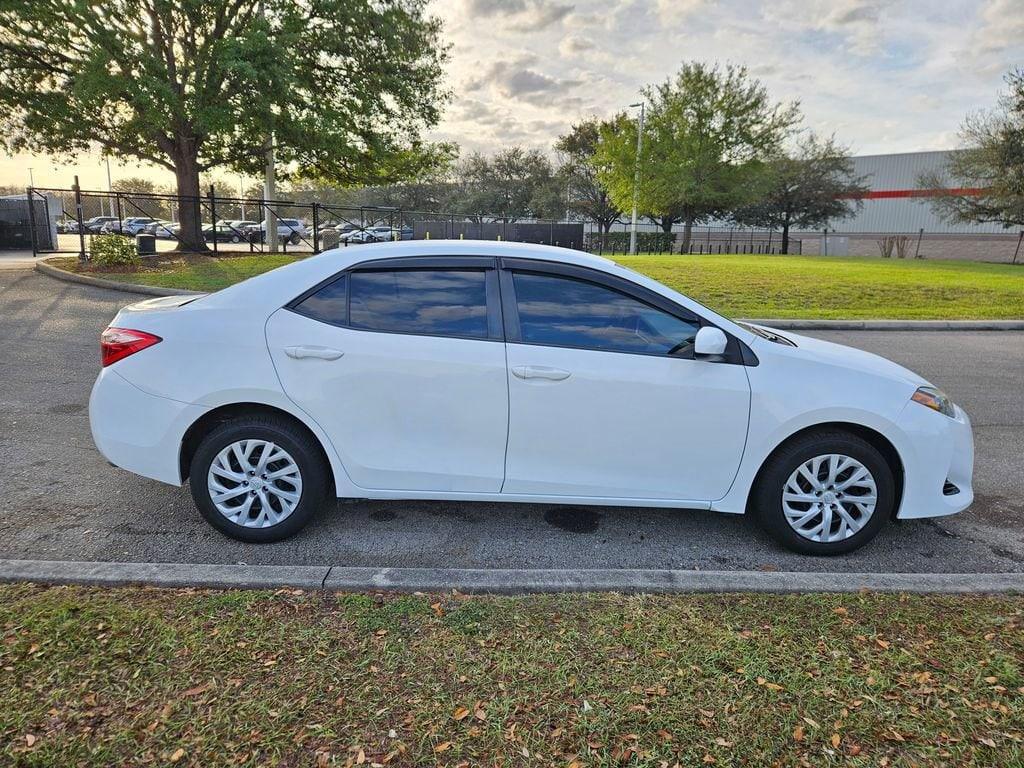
29;184;589;261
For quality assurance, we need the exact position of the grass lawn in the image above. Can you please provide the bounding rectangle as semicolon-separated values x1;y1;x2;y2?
2;585;1022;766
51;251;1024;319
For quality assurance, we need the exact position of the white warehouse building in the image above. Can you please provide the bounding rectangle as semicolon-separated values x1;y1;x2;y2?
807;150;1022;261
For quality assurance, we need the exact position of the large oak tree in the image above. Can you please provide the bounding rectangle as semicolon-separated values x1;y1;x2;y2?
0;0;449;250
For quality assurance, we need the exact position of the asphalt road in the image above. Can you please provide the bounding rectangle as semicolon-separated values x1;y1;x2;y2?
1;267;1022;573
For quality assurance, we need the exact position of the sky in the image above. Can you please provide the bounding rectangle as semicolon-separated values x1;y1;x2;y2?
2;0;1021;190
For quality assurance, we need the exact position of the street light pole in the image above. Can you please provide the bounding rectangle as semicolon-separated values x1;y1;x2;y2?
105;156;113;217
28;167;34;187
628;102;645;256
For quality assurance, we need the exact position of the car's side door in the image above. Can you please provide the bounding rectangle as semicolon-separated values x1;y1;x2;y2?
265;256;509;493
500;259;752;502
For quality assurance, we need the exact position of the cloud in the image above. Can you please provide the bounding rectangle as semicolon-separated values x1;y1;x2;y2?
465;59;582;106
559;35;594;56
462;0;574;31
424;0;1024;158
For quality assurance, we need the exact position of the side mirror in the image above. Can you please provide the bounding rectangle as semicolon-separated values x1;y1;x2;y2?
694;326;728;357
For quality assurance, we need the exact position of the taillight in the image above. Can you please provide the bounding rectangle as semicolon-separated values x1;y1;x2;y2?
100;327;162;367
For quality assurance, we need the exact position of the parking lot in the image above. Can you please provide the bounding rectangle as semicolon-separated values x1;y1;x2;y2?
1;266;1022;573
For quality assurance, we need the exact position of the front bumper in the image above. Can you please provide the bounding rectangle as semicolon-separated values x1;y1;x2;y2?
894;400;974;519
89;367;209;486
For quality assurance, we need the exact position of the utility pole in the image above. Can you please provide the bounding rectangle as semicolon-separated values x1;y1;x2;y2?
105;156;113;217
27;167;34;187
264;135;278;252
260;0;278;252
628;101;645;256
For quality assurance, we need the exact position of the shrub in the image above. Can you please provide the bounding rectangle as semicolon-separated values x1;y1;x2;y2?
586;231;675;254
90;234;140;268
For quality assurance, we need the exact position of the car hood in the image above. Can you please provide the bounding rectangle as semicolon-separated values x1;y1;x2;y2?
755;326;930;388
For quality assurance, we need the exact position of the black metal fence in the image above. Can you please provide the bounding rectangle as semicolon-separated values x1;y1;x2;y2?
583;226;803;255
28;182;848;261
28;183;590;261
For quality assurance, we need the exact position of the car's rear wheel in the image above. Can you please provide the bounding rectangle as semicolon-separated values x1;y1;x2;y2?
189;415;328;542
752;430;895;555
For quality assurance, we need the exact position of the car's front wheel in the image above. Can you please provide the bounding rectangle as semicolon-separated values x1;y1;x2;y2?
752;430;895;555
189;415;328;542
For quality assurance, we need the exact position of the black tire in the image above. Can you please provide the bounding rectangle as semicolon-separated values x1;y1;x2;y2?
752;429;895;555
289;232;301;245
231;235;240;243
189;415;329;543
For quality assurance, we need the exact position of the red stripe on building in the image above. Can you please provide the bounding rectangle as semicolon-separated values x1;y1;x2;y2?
838;187;984;200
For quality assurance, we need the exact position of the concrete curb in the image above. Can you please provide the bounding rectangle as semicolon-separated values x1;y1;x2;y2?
2;560;1022;594
741;318;1024;330
34;258;201;297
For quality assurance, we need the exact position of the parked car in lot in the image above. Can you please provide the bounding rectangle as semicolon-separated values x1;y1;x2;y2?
89;240;974;553
245;218;307;245
216;220;258;237
82;216;117;233
102;217;158;236
202;224;246;243
143;220;177;238
339;225;396;244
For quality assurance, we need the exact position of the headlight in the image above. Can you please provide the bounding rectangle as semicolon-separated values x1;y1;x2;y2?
911;386;955;418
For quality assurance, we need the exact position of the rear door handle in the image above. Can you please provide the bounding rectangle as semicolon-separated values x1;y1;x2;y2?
285;345;344;360
511;365;571;381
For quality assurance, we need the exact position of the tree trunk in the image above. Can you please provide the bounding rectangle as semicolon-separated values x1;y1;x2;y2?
172;149;207;253
781;219;790;255
680;218;693;253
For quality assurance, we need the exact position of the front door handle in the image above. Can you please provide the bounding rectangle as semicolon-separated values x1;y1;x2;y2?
285;345;344;360
511;365;571;381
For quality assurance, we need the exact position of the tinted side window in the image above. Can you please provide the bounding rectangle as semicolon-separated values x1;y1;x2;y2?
294;274;348;325
512;271;700;355
349;269;489;338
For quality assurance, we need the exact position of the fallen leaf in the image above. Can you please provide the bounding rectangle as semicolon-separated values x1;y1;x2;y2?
170;748;185;762
979;737;996;748
831;734;841;748
25;734;36;747
849;744;862;756
182;683;211;697
714;738;733;747
876;639;890;650
474;708;486;721
453;707;470;721
803;716;820;728
434;742;452;753
792;726;804;742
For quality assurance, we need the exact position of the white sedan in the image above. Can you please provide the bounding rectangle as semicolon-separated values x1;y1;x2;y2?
89;241;974;554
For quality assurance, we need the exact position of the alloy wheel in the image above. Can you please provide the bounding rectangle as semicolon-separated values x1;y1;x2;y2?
207;439;303;528
781;454;877;542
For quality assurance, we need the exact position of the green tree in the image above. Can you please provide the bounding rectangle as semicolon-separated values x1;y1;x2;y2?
0;0;448;250
111;175;172;219
919;68;1024;229
597;62;799;251
448;147;556;221
555;119;621;233
732;133;868;253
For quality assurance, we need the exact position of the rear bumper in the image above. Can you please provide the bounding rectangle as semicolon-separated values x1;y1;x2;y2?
894;400;974;519
89;367;208;486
